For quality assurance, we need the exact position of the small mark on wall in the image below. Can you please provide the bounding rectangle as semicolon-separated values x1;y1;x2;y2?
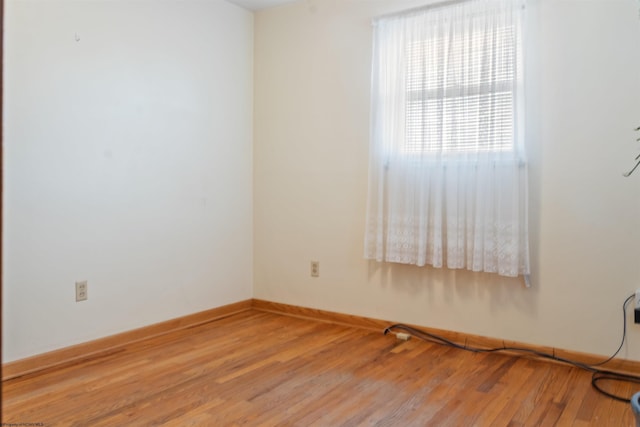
306;0;317;14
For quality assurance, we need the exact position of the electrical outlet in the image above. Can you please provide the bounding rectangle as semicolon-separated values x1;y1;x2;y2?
310;261;319;277
76;280;88;302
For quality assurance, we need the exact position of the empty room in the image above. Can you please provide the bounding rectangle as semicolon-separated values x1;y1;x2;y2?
2;0;640;425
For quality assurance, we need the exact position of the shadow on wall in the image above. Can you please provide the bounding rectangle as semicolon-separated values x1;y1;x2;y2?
367;260;538;318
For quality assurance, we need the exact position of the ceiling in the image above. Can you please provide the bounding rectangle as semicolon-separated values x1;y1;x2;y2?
227;0;298;11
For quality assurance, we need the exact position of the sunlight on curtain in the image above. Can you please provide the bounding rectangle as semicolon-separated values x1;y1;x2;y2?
364;0;530;279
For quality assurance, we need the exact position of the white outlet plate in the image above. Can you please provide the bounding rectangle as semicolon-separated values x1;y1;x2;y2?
76;280;88;302
310;261;319;277
636;289;640;309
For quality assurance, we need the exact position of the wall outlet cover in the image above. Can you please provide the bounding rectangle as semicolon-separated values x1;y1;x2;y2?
310;261;319;277
76;280;88;302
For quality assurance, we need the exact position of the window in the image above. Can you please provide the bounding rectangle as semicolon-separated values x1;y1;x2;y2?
365;0;530;280
405;25;517;153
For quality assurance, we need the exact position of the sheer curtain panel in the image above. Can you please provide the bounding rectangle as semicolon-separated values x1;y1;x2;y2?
365;0;530;279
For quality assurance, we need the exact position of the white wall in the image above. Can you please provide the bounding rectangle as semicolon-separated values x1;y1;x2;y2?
254;0;640;359
3;0;254;362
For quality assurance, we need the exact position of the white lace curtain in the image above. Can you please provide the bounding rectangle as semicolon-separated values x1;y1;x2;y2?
364;0;530;279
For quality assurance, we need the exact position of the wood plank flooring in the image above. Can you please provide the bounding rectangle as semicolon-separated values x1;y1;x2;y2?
2;310;636;426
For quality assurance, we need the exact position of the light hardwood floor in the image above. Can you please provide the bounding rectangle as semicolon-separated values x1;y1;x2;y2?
2;310;636;426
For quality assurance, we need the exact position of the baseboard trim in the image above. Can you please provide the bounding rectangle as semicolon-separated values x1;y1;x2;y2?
5;298;638;381
2;299;253;381
252;299;640;375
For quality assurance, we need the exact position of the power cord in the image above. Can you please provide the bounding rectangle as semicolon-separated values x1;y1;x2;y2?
384;293;640;402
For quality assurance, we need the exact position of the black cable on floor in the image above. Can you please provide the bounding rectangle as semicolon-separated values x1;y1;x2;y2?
383;293;640;402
